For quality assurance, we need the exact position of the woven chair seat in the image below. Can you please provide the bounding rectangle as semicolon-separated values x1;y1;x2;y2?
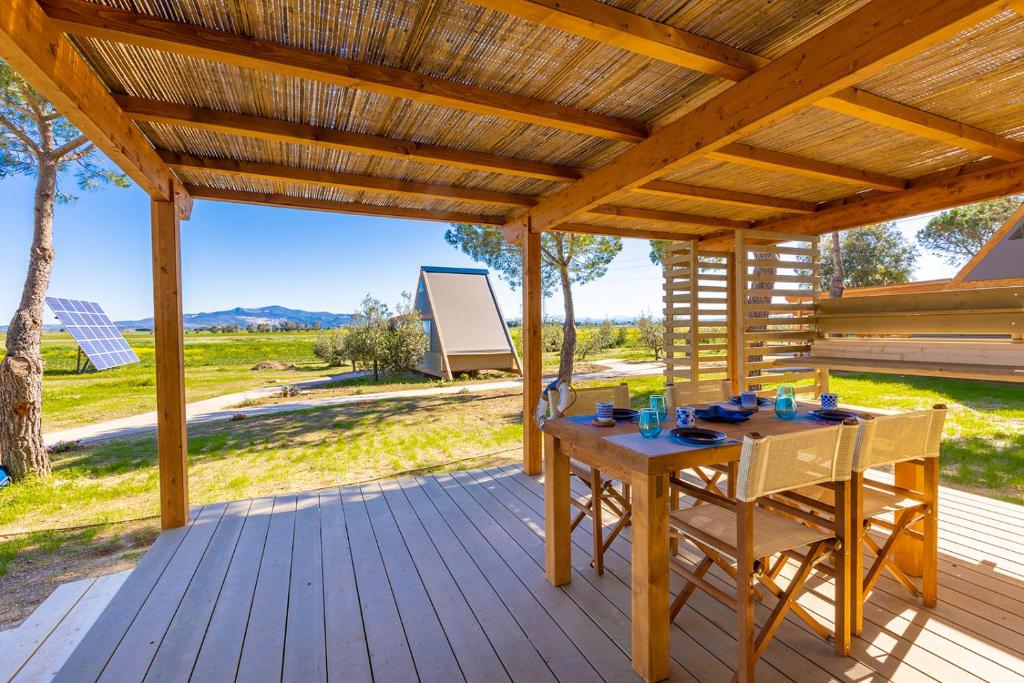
670;504;834;559
789;484;923;518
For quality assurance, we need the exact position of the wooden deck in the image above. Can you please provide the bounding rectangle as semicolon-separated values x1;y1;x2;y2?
46;466;1024;682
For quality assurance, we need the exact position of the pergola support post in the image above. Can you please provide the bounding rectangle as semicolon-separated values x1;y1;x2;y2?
522;224;543;475
151;196;189;529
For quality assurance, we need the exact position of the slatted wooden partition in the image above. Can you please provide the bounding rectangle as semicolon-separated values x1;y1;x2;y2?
663;241;733;404
732;230;826;398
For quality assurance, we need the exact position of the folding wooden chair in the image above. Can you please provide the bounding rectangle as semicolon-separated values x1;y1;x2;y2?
778;405;947;634
667;379;735;503
668;421;859;682
550;382;631;575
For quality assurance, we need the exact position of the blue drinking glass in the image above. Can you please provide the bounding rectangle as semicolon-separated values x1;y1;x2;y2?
649;394;667;422
638;408;663;439
774;385;798;420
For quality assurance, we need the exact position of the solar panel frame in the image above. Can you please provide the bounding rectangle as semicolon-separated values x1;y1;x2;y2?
46;297;140;371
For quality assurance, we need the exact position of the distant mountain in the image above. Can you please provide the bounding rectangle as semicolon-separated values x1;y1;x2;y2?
115;305;354;330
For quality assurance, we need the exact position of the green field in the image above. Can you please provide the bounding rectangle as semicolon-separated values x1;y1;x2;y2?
2;331;328;431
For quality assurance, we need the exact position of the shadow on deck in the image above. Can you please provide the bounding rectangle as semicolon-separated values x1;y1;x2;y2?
38;466;1024;682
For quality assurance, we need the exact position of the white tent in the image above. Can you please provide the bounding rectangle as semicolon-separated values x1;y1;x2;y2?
414;266;521;379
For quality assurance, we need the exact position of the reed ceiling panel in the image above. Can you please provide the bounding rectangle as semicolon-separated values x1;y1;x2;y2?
659;158;857;204
611;192;778;222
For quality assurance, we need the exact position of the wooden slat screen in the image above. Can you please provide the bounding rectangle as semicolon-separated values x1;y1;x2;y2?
663;241;732;403
732;230;825;398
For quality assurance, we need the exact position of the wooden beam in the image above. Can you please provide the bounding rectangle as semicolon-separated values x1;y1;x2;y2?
709;143;907;192
42;0;648;143
556;223;702;242
464;0;767;81
522;225;543;476
116;96;582;183
634;180;817;214
476;0;1024;162
0;0;180;201
587;205;748;229
185;185;508;225
159;150;537;208
519;0;1002;231
151;197;188;529
700;158;1024;248
820;88;1024;160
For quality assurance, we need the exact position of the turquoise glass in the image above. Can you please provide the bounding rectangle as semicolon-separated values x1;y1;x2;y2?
638;408;663;439
774;385;798;420
649;394;667;422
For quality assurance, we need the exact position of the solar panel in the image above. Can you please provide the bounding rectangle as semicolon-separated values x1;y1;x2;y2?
46;297;140;371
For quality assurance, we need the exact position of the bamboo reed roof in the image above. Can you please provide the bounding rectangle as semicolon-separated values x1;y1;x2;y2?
22;0;1024;240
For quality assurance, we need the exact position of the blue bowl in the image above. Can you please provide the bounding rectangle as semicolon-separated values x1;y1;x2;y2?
695;405;753;423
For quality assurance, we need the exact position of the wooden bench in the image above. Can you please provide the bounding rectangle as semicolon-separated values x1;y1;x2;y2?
772;286;1024;383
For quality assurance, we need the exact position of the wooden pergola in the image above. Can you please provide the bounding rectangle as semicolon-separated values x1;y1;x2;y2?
3;0;1024;531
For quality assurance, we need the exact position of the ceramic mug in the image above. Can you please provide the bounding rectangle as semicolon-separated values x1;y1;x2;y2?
740;391;759;410
675;406;696;428
595;401;615;420
821;393;838;410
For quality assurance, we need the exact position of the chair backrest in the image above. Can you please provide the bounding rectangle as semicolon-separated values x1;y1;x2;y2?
853;405;947;472
666;379;730;407
735;421;859;502
552;383;630;417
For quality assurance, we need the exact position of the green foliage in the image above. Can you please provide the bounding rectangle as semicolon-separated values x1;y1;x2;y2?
819;224;918;290
313;330;349;367
648;240;670;266
635;312;665;360
574;320;616;361
917;196;1022;266
344;294;427;381
387;293;430;374
541;320;563;352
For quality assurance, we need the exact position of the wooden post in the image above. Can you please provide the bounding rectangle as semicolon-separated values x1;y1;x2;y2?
631;472;669;683
892;461;924;576
151;197;189;529
522;225;543;475
544;433;571;585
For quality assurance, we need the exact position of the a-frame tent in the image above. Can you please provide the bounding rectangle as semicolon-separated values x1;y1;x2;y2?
414;266;521;380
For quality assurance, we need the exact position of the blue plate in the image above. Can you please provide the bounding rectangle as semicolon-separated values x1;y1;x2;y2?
669;427;727;445
612;408;640;421
728;395;771;407
696;405;753;423
807;408;859;422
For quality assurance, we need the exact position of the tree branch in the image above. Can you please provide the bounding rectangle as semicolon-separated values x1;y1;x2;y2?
0;112;41;156
0;95;35;119
50;134;89;162
62;143;95;163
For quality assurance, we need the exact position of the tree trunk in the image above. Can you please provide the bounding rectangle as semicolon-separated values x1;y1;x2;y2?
372;359;379;382
0;160;57;479
829;232;845;299
557;266;576;385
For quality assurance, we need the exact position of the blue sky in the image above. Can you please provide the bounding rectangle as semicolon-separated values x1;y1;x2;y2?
0;171;954;326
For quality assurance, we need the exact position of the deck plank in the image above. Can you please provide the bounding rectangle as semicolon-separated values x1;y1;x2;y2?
52;504;211;683
397;477;559;682
143;499;251;682
339;485;419;680
318;488;372;683
190;496;274;683
359;483;464;681
282;492;327;683
235;494;298;683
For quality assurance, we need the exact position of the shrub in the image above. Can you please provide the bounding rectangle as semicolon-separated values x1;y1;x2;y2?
313;331;349;367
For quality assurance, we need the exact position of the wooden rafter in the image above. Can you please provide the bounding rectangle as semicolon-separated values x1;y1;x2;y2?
634;181;817;214
514;0;1007;232
557;223;702;242
41;0;647;143
159;150;538;208
586;205;748;229
709;143;908;192
699;157;1024;248
185;185;508;225
480;0;1024;161
0;0;183;205
819;88;1024;160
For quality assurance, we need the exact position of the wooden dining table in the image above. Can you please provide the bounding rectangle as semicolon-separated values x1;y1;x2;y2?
542;402;873;682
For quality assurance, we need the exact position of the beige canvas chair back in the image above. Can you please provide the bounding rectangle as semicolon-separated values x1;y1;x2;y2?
853;406;946;472
666;379;730;407
551;383;630;417
735;422;859;502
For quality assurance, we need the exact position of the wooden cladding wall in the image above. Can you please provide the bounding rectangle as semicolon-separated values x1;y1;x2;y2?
663;241;733;404
732;230;825;398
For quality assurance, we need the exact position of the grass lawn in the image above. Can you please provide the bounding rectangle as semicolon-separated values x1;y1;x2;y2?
2;331;329;431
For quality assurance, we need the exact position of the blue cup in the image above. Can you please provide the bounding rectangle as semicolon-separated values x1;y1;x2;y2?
596;401;614;420
821;393;838;410
638;408;662;439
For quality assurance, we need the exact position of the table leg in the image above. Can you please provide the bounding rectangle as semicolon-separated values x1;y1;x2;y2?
893;461;924;577
631;471;670;683
545;433;571;586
